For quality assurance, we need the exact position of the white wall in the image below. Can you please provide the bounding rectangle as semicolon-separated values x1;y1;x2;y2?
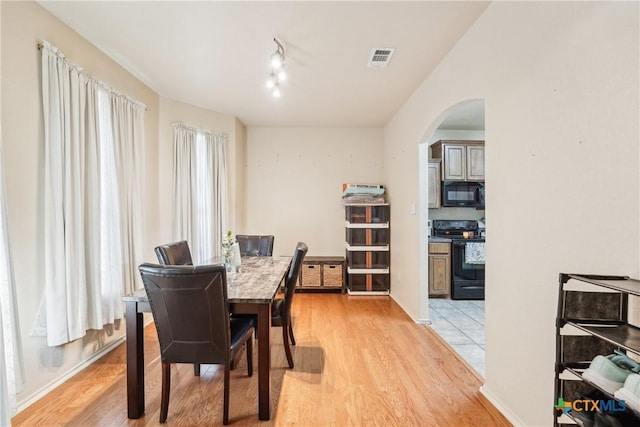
385;2;639;425
245;127;383;257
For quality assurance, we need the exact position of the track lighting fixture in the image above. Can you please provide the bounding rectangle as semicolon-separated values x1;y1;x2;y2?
266;38;286;98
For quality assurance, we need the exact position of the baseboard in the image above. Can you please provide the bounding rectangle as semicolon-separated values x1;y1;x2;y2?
346;289;389;296
479;385;525;427
16;335;126;414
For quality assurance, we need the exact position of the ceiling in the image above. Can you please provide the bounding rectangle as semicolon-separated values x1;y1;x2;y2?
39;1;490;128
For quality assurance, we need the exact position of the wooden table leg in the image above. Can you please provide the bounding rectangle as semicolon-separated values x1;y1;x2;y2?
256;303;272;420
126;301;145;418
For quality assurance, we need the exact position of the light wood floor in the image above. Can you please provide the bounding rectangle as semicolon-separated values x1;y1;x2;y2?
12;294;511;427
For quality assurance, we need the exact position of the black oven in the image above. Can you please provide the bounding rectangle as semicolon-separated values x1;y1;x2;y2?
451;239;485;300
432;219;485;300
442;181;484;208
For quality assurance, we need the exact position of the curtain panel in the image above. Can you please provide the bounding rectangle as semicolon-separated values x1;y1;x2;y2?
172;123;229;264
0;130;25;423
39;41;145;346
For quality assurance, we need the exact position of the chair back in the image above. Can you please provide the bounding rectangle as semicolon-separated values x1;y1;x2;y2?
154;240;193;265
282;242;308;322
236;235;275;257
138;263;231;365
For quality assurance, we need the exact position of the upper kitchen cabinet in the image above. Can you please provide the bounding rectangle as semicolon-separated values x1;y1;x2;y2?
431;140;485;182
427;161;441;209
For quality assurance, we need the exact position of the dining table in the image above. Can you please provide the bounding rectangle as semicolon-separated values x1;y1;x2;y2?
122;255;292;421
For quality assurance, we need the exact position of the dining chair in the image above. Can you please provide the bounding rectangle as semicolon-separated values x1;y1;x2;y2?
154;240;203;375
272;241;308;368
138;263;254;425
154;240;193;265
235;235;275;257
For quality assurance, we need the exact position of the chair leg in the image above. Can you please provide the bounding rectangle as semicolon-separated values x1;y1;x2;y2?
194;363;201;376
160;362;171;423
246;336;254;377
283;325;294;369
288;321;296;346
223;365;230;425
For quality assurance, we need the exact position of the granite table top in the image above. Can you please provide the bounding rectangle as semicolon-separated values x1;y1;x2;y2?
123;256;292;305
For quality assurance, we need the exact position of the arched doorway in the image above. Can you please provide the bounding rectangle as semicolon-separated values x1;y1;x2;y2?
419;99;486;376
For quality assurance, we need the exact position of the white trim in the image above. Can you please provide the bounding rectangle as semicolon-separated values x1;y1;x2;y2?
479;385;525;427
345;221;389;229
345;243;389;251
16;336;126;413
347;289;390;296
347;267;389;274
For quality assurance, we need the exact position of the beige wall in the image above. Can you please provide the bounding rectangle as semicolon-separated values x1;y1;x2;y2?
1;1;160;408
245;127;383;256
385;2;639;425
157;97;244;243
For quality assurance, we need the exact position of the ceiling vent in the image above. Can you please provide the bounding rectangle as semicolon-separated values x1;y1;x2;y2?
367;48;395;68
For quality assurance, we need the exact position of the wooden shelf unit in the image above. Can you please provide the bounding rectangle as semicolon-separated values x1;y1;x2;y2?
345;203;390;295
297;256;345;293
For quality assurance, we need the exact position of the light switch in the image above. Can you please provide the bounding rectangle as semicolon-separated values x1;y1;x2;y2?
410;203;416;215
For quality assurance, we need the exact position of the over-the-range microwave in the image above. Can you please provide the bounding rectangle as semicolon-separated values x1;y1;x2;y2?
442;181;485;208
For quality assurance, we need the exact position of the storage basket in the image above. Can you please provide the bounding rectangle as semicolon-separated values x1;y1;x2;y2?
323;264;343;287
301;264;321;286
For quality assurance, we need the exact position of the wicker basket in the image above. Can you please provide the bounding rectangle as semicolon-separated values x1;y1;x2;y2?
323;264;343;287
301;264;321;286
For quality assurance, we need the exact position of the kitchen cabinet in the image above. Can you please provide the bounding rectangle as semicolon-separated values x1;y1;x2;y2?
428;242;451;297
431;140;484;182
345;204;390;295
427;161;441;209
466;145;485;181
554;273;640;426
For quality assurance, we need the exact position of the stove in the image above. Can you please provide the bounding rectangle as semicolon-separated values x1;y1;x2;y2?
432;220;485;300
432;220;483;241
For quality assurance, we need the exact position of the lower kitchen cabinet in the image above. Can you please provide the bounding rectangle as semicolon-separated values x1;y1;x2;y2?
428;242;451;297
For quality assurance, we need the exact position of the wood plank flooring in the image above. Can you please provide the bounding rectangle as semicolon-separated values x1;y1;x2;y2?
12;294;511;426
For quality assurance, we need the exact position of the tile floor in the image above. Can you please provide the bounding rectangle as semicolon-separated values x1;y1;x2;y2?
427;298;485;377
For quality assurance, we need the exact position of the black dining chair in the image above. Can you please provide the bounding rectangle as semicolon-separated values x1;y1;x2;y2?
235;235;274;257
154;240;204;375
138;263;254;425
272;242;308;368
154;240;193;266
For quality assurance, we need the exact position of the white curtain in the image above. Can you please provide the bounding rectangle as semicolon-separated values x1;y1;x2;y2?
172;123;228;264
42;41;92;346
0;127;24;425
39;41;145;346
110;93;145;299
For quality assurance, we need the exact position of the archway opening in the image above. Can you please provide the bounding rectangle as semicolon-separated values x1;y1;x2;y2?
419;99;486;377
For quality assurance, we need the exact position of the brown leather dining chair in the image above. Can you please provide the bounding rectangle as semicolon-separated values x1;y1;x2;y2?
138;263;254;425
235;235;274;257
154;240;193;265
154;240;203;375
272;242;308;368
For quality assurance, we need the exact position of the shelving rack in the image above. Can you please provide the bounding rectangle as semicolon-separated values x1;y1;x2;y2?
344;203;390;295
554;273;640;426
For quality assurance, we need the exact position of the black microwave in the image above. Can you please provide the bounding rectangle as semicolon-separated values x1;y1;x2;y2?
442;181;485;208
